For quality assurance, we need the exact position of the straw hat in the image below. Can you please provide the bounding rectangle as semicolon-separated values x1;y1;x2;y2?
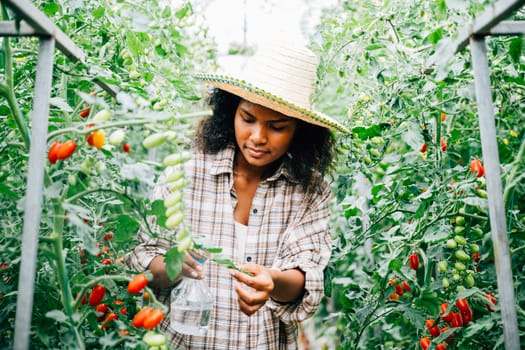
195;42;349;133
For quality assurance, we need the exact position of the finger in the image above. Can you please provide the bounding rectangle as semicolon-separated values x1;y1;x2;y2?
234;282;269;306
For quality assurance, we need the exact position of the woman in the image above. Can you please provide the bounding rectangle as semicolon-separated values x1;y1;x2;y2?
125;42;348;349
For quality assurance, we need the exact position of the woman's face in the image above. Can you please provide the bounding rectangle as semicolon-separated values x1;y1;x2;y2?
234;99;297;171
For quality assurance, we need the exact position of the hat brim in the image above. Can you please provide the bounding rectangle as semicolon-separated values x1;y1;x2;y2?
196;73;349;133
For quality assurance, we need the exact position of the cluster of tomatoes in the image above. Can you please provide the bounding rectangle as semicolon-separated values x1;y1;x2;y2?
388;254;419;300
47;108;131;165
419;298;484;349
79;273;165;338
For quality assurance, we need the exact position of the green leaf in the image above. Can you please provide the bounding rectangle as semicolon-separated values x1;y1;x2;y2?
165;247;185;280
0;183;19;200
42;3;60;16
92;7;105;19
125;30;143;57
114;215;140;243
509;37;523;63
45;310;68;323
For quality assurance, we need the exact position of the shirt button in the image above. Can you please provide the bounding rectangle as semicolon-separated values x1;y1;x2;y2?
246;256;252;262
252;208;258;214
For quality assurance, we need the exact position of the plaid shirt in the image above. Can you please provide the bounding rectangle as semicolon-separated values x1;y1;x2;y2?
125;146;332;349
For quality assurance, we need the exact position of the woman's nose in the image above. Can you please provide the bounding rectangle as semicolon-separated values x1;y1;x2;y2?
250;124;267;144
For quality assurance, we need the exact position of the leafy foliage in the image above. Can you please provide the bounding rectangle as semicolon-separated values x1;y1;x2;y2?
312;0;525;349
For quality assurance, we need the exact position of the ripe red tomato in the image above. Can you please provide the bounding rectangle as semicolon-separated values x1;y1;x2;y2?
440;138;447;151
56;140;77;160
143;309;165;329
79;107;91;118
426;319;440;337
133;306;152;328
101;311;118;330
455;298;470;313
88;284;106;306
48;141;61;164
440;326;454;344
419;337;431;350
436;343;447;350
440;303;453;322
95;303;108;322
485;292;497;312
420;143;427;153
470;158;484;177
409;253;419;270
122;143;131;153
395;284;404;296
402;281;411;292
127;273;148;294
450;312;463;328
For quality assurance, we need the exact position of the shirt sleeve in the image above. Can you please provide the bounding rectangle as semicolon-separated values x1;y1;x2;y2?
266;182;332;323
124;167;178;272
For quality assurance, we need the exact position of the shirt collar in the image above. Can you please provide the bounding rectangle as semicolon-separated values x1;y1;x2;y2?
209;146;299;184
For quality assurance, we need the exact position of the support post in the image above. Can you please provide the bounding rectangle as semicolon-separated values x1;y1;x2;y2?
469;35;520;350
13;37;55;350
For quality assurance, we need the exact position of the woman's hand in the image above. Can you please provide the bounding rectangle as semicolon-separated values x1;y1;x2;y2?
148;251;204;288
230;264;274;316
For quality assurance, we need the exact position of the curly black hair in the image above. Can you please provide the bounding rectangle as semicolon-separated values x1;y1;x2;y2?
194;89;336;192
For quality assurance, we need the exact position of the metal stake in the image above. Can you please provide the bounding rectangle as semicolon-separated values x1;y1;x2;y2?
13;37;55;350
469;35;520;350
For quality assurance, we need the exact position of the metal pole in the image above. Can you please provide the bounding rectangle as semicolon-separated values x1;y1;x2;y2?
469;35;520;350
13;37;55;350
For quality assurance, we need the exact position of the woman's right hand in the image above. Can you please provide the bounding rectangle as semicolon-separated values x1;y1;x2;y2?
148;251;204;288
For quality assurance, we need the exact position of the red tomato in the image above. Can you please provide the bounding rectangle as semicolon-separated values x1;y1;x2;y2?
122;143;131;153
436;343;447;350
402;281;411;292
101;311;118;330
56;140;77;160
450;312;463;328
440;303;453;322
100;258;112;265
419;337;431;350
133;306;152;328
470;158;484;177
409;253;419;270
426;319;440;337
48;141;61;164
95;303;108;322
395;284;404;296
485;292;497;312
88;285;106;306
441;138;447;151
455;298;471;313
440;326;454;344
143;309;165;330
420;143;427;153
127;273;148;294
79;107;91;118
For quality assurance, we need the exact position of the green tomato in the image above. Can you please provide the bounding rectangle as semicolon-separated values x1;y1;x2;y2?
454;225;466;235
163;151;192;167
166;169;184;183
142;331;167;346
164;190;183;208
165;211;184;229
446;239;458;249
470;243;480;253
442;277;450;288
165;202;183;217
437;260;448;273
177;236;193;252
109;129;126;145
142;133;166;149
464;273;475;287
93;109;111;121
455;249;470;262
454;235;467;246
167;178;187;192
454;261;467;271
471;227;484;238
453;274;461;282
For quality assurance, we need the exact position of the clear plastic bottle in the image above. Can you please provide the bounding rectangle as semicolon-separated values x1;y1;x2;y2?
170;257;213;336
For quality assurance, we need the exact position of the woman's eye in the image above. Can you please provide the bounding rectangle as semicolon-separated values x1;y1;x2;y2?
242;117;254;123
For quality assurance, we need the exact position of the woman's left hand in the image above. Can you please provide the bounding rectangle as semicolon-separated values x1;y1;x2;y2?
230;264;274;316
